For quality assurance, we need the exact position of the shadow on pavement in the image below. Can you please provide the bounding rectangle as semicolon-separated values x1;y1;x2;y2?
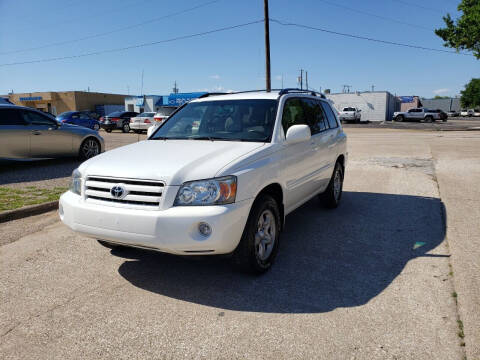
115;191;447;313
0;158;80;185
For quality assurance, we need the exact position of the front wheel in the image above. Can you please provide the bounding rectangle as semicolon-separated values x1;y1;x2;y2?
395;115;404;122
105;128;112;133
425;116;433;123
79;137;100;160
232;194;281;274
319;162;344;208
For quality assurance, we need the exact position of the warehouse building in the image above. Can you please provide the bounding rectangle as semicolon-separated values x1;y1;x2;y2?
421;98;461;112
326;91;399;122
124;92;207;113
6;91;127;115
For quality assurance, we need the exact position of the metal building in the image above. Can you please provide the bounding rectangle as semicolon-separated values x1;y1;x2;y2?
421;98;461;112
326;91;398;122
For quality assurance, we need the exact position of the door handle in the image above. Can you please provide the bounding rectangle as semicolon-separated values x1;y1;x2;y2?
32;130;41;135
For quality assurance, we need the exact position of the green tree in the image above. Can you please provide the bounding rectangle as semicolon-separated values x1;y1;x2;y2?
435;0;480;58
434;95;450;99
460;79;480;108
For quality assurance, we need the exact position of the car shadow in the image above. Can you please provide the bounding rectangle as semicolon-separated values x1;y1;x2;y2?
0;158;81;185
114;191;447;313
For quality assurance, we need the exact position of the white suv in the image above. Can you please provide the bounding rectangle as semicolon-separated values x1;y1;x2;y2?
59;89;347;273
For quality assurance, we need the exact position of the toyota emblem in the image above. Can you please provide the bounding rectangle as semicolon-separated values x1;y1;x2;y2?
110;184;127;199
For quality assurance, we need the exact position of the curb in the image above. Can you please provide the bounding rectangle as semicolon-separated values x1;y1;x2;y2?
0;201;58;224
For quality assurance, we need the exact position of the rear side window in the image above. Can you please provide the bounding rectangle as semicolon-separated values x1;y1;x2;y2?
0;108;25;125
321;101;339;129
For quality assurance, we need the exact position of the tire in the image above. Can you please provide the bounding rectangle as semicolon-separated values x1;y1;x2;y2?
105;129;112;133
122;122;130;133
93;123;100;131
79;137;100;161
134;129;142;134
395;115;404;122
232;194;281;274
319;162;344;209
97;240;124;249
425;116;433;123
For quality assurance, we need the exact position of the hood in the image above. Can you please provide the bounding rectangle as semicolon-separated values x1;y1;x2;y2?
79;139;265;185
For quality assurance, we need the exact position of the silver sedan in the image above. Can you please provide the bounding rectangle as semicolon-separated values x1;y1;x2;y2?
0;105;104;160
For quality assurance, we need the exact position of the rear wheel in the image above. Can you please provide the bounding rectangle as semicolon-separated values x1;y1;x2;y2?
79;137;100;160
134;129;142;134
232;194;281;274
122;122;130;133
319;162;344;208
105;128;112;133
93;123;100;131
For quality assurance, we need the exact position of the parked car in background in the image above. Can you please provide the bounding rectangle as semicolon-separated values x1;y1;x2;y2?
460;109;474;117
474;110;480;117
59;89;347;274
129;112;156;133
447;110;459;117
80;110;100;120
338;107;361;123
57;111;101;131
0;104;104;160
100;111;138;133
154;106;177;124
393;108;441;122
430;109;448;122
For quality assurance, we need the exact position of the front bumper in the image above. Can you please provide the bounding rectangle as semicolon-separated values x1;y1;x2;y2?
59;191;252;255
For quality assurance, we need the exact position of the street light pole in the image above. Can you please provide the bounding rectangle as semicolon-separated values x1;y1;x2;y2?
264;0;271;92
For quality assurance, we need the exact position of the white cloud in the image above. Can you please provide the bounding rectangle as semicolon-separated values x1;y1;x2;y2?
210;75;221;80
274;75;282;81
433;88;449;95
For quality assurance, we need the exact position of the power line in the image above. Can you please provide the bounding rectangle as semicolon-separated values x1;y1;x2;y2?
270;18;472;56
0;0;222;55
317;0;432;31
390;0;444;14
0;20;263;67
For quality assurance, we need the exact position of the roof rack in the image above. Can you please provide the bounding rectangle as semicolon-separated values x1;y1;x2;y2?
198;92;229;98
278;88;326;98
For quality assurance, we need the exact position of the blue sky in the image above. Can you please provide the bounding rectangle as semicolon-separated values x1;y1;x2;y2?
0;0;477;97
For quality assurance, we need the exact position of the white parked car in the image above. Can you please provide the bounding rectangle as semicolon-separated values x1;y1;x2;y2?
59;89;347;273
129;112;156;134
153;106;177;124
473;110;480;117
460;109;474;117
338;107;361;123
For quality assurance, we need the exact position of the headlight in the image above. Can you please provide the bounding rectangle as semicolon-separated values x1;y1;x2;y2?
70;169;82;195
174;176;237;206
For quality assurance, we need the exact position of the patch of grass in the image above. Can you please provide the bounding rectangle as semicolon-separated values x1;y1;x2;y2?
0;186;68;211
457;320;465;339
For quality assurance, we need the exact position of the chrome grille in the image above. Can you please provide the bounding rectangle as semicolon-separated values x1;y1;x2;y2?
85;176;164;208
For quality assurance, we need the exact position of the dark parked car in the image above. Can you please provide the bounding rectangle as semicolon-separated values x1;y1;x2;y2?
430;109;448;122
56;111;100;131
100;111;138;133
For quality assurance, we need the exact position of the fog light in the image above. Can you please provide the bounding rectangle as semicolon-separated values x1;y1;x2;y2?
198;222;212;237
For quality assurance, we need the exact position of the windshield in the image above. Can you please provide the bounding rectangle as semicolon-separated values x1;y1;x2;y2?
150;99;278;142
138;112;155;117
57;111;76;119
343;107;356;111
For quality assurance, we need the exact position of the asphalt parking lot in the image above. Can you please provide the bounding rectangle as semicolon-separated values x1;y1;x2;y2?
1;128;479;359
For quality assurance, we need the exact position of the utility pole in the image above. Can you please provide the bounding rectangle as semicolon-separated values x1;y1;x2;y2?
305;71;309;90
173;81;179;94
299;69;303;90
281;74;284;89
371;85;375;92
264;0;271;92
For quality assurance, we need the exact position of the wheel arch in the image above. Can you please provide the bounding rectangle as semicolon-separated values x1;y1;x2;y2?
253;183;285;230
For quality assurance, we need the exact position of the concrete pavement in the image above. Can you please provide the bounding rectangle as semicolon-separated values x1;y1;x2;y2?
1;128;478;359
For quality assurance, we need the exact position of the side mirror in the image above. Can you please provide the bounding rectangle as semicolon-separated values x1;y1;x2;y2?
285;124;311;144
